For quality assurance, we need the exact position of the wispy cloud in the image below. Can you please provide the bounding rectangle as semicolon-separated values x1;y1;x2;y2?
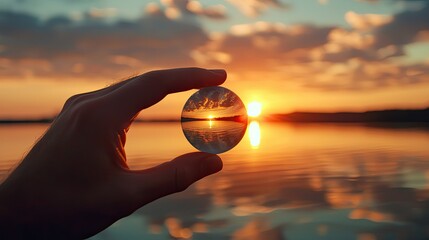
1;0;429;92
193;22;332;70
227;0;289;17
146;0;227;20
0;9;209;79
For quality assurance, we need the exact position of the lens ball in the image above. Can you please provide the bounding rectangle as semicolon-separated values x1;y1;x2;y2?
181;86;248;154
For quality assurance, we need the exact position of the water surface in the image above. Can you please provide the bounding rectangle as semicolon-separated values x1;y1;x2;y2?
1;122;429;240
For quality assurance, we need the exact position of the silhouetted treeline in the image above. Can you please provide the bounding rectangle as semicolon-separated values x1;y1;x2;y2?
0;118;53;124
2;108;429;124
267;108;429;122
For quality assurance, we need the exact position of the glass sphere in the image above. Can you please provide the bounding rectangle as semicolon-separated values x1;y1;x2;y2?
181;86;248;154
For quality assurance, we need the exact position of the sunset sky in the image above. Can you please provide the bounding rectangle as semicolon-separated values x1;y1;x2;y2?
1;0;429;119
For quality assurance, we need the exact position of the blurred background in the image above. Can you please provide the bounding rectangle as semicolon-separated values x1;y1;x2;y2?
1;0;429;239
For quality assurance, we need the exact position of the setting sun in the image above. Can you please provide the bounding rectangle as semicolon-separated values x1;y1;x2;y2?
208;115;214;119
247;101;262;117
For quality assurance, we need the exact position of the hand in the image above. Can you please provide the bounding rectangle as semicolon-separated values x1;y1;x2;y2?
0;68;226;239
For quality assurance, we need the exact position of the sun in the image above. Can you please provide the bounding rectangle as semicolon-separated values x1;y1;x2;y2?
208;115;214;119
247;101;262;117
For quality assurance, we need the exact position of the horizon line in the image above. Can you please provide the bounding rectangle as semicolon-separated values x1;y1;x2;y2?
1;107;429;124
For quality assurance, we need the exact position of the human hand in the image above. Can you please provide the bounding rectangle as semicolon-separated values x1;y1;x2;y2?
0;68;226;239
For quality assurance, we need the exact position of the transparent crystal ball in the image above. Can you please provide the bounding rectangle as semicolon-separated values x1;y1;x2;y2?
181;86;248;154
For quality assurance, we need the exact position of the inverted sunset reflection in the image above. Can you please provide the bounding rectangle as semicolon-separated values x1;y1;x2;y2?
248;120;261;149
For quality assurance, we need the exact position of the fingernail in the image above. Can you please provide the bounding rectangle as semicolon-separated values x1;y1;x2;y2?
210;69;227;77
203;155;223;174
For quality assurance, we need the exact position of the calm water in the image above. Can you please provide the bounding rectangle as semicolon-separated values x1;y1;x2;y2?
182;120;247;154
1;122;429;240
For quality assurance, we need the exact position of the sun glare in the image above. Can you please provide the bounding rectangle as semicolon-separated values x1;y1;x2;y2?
248;120;261;149
247;101;262;117
208;115;214;119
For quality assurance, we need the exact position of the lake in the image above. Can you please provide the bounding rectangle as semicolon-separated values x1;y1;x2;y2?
1;122;429;240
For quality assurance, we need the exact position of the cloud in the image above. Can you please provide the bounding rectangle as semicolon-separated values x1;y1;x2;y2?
146;0;227;20
314;28;402;63
186;2;227;20
0;9;210;80
189;15;429;91
345;11;393;30
193;22;333;70
373;4;429;48
1;1;429;92
85;8;118;19
190;16;429;91
314;4;429;63
227;0;289;17
301;59;429;91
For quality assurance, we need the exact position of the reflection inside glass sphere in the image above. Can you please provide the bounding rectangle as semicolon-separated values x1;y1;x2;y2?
181;86;248;154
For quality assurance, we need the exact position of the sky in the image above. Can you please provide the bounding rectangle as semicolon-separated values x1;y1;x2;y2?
1;0;429;119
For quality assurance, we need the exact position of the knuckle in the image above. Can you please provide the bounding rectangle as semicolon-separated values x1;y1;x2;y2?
76;100;100;118
189;67;202;71
65;99;103;126
142;70;159;79
63;93;86;109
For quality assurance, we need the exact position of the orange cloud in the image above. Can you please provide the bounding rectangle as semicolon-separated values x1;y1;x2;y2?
227;0;289;17
345;11;393;30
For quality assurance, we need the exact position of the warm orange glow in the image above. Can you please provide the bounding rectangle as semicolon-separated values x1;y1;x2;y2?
247;101;262;117
248;120;261;149
208;115;214;128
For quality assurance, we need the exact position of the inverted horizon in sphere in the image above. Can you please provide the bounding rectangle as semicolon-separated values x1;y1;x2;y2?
181;86;248;154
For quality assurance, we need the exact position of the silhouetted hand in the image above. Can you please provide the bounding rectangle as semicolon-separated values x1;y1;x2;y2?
0;68;226;239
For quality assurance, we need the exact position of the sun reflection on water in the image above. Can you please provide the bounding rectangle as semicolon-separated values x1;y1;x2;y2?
4;124;429;239
248;120;261;149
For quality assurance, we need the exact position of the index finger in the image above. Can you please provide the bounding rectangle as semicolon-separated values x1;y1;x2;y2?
102;67;227;126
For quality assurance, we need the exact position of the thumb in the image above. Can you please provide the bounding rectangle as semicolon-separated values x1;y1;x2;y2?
128;152;223;204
